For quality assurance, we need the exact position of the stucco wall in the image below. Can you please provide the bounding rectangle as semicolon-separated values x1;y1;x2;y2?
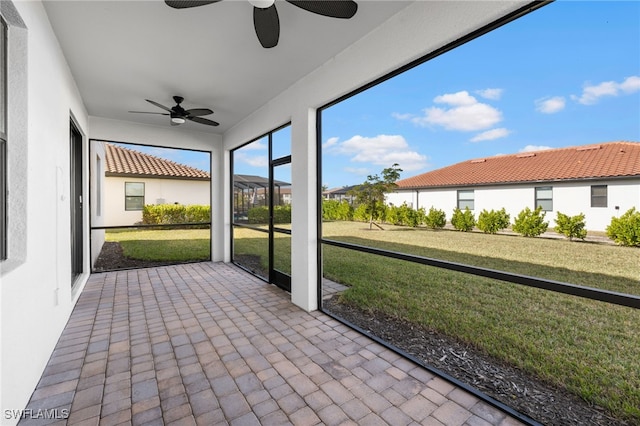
0;0;90;420
389;179;640;232
104;176;210;226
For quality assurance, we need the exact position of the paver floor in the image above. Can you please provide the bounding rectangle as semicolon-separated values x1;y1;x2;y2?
20;262;525;425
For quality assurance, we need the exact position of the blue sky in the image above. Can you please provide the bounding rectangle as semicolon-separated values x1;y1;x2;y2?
321;1;640;188
114;2;639;188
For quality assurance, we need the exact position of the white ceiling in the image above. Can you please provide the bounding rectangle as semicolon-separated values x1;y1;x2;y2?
43;0;413;134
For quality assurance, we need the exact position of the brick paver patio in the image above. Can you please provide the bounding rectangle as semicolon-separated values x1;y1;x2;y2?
20;262;524;425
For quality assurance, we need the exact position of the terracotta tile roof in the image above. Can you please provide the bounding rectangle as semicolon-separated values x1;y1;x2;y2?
397;141;640;189
104;143;210;180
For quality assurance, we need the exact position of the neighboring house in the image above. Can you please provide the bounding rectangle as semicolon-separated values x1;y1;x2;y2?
103;142;210;226
324;185;359;202
387;141;640;231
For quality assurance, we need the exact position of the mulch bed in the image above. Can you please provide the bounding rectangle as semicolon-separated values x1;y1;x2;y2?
93;242;187;271
323;297;630;426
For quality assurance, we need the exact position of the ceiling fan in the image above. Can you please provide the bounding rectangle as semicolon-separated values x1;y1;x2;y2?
164;0;358;48
129;96;220;127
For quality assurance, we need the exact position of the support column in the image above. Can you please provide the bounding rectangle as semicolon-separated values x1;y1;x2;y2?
211;143;229;262
290;108;318;312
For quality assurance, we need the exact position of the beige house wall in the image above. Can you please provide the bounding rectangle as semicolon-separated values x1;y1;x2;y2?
104;176;210;226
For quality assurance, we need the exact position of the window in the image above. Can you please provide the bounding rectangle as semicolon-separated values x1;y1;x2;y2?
535;186;553;211
591;185;607;208
457;190;474;210
125;182;144;211
1;17;7;260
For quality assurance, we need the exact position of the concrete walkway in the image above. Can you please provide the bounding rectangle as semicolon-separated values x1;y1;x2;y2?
20;263;524;425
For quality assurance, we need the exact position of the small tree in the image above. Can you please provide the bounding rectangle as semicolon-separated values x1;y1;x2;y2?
554;212;587;241
348;164;402;230
477;208;511;234
606;207;640;247
513;206;548;237
451;207;476;232
424;207;446;230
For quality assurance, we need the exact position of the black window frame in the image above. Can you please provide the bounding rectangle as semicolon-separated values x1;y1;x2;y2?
124;181;145;211
534;186;553;211
457;189;475;210
591;185;607;208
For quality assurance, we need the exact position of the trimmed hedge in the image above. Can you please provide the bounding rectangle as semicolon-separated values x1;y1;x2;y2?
555;212;587;241
477;208;510;234
424;207;447;230
142;204;210;225
248;205;292;224
451;207;476;232
606;207;640;247
513;206;548;237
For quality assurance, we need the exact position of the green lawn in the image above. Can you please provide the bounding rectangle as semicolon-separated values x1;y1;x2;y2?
322;221;639;423
106;228;211;262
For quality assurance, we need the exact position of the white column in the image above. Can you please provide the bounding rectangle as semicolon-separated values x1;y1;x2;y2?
290;108;318;312
211;143;229;262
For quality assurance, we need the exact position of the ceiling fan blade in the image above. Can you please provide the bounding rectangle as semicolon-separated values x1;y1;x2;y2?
185;108;214;117
189;116;220;127
128;111;170;115
253;4;280;48
165;0;222;9
145;99;172;112
286;1;357;19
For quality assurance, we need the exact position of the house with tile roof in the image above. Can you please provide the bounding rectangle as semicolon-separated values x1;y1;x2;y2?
101;142;211;226
387;141;640;231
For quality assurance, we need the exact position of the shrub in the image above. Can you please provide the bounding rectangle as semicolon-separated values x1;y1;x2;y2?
142;204;210;225
477;208;511;234
424;207;446;230
386;203;424;227
554;212;587;241
353;204;370;222
323;199;353;221
248;206;269;224
606;207;640;247
513;206;548;237
248;205;292;224
451;207;476;232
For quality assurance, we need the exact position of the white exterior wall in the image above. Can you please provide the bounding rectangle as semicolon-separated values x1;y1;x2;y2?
103;176;210;226
391;179;640;232
0;1;90;420
90;142;106;266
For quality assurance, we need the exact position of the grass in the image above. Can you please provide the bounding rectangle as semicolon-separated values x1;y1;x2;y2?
321;221;640;423
106;228;211;262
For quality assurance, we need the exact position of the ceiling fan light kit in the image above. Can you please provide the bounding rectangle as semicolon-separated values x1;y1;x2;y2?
129;96;220;127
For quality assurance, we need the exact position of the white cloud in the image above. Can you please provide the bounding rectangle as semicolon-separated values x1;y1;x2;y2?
234;151;267;167
572;75;640;105
476;88;503;100
327;134;429;171
519;145;553;153
238;140;267;151
405;91;503;132
535;96;566;114
323;137;339;149
391;112;414;120
470;128;511;142
344;167;370;176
